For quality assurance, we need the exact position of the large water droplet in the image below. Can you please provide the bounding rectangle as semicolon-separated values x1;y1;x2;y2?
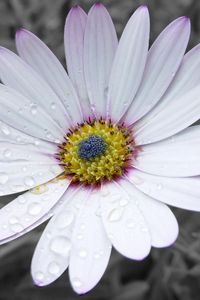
0;172;8;184
48;261;60;275
28;202;42;216
24;176;35;187
108;208;124;222
50;236;71;257
55;211;74;229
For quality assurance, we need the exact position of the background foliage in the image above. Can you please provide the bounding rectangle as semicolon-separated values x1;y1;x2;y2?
0;0;200;299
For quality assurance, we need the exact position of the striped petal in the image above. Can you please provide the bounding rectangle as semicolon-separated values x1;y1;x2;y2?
84;3;118;118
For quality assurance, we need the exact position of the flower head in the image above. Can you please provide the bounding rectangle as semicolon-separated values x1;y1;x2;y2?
0;2;199;295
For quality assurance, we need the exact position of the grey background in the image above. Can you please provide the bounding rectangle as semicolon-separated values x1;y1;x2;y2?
0;0;200;299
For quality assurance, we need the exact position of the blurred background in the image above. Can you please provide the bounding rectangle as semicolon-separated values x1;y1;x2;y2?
0;0;200;299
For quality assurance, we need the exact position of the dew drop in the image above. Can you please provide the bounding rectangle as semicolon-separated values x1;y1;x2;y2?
51;102;56;110
72;278;82;288
18;196;26;204
10;223;24;233
119;198;129;207
35;271;44;282
28;202;42;216
78;249;87;259
55;211;74;229
9;217;19;224
34;140;40;146
131;175;144;185
30;104;37;115
50;236;71;257
0;172;8;184
108;208;123;222
1;125;10;136
3;149;12;158
156;183;163;190
24;176;35;187
48;262;60;275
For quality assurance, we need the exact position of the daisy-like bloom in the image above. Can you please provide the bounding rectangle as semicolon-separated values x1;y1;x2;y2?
0;2;200;294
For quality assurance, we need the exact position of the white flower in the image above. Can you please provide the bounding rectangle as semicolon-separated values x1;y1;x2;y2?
0;2;199;294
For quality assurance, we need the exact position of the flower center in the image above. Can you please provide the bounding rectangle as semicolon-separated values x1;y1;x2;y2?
59;119;135;185
78;135;107;160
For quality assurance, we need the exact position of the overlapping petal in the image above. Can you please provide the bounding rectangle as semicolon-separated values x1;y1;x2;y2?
108;6;149;121
134;43;200;145
0;177;70;244
64;6;91;116
0;47;70;131
16;29;83;126
31;186;82;286
84;3;118;117
100;181;151;260
125;17;190;124
0;84;64;142
69;190;111;294
128;169;200;211
121;179;178;248
133;126;200;177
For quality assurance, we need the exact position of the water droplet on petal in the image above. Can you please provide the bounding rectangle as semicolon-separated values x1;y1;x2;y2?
50;236;71;257
10;223;24;233
55;211;74;229
130;175;144;185
28;202;42;216
35;271;44;282
30;104;37;115
72;278;82;288
108;208;124;222
51;102;56;110
1;125;10;135
78;249;87;259
157;183;163;190
24;176;35;187
48;261;60;275
3;149;12;158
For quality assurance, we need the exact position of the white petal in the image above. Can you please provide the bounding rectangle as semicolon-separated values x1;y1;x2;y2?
107;6;149;121
0;120;59;153
135;84;200;145
69;189;111;294
0;177;70;244
65;6;91;116
100;181;151;260
121;179;178;248
0;47;70;131
84;3;118;118
128;169;200;211
133;125;200;177
0;128;63;195
16;29;83;126
0;84;64;142
125;17;190;125
135;44;200;143
134;44;200;145
0;157;63;196
31;186;83;286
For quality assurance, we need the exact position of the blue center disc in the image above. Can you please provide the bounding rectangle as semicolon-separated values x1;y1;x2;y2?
78;135;107;160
